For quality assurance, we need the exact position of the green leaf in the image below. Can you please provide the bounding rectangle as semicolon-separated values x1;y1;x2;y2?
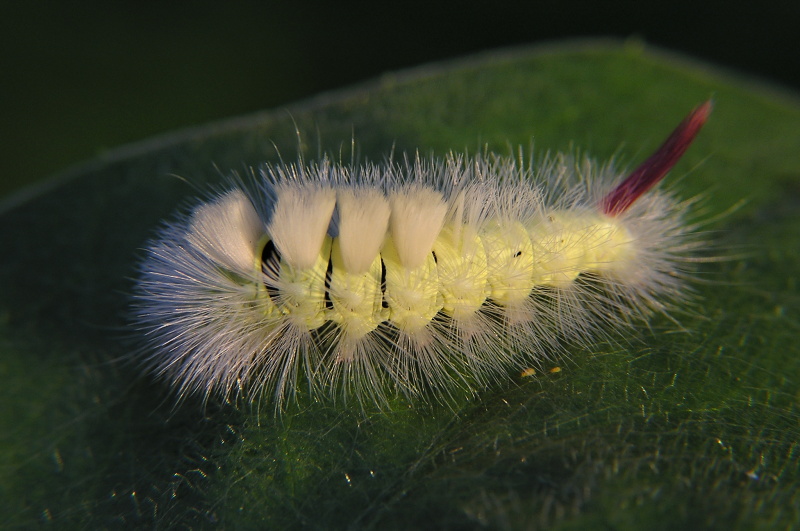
1;41;798;529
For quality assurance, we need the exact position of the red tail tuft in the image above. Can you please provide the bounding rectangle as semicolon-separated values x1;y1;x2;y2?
601;100;712;216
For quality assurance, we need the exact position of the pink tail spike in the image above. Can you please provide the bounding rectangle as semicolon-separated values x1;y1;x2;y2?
601;100;712;216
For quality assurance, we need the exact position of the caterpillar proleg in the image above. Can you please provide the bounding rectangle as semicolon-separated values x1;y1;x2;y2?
133;101;712;409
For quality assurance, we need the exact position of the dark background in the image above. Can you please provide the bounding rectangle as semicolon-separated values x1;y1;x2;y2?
2;1;798;199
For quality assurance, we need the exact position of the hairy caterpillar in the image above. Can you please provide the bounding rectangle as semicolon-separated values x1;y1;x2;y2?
133;101;712;410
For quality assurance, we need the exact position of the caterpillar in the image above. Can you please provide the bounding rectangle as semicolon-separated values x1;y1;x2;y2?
133;101;712;410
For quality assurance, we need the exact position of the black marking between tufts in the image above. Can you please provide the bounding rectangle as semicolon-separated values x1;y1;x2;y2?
260;240;281;300
380;259;389;308
323;254;334;310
